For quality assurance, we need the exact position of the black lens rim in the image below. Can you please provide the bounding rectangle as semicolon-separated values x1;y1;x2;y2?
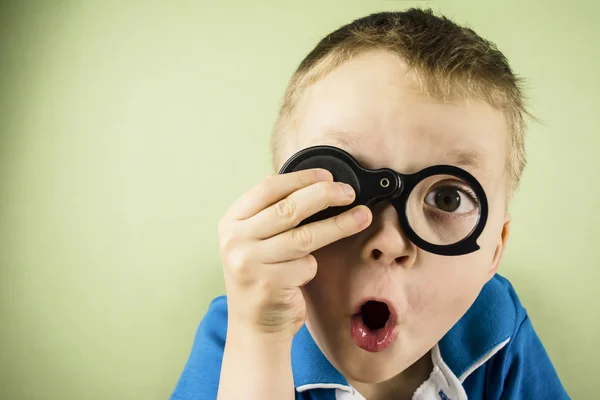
279;145;489;256
393;164;488;256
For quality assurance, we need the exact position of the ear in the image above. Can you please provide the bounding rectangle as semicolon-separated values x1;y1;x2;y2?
488;213;511;280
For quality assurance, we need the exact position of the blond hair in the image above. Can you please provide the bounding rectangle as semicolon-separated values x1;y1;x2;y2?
271;8;531;197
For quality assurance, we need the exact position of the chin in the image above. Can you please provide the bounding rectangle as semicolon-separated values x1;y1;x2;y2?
337;352;405;384
316;329;410;384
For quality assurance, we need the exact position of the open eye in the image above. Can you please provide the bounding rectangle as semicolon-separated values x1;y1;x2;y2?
424;185;477;214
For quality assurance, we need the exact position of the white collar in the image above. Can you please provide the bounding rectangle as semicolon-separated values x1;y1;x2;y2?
332;341;509;400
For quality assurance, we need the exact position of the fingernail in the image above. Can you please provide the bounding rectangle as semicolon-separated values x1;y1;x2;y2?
317;170;331;181
353;208;367;224
343;184;355;197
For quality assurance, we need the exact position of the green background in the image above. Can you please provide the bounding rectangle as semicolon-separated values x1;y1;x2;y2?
1;1;598;398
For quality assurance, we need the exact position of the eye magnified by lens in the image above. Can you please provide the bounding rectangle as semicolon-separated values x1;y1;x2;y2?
435;188;461;212
407;175;481;246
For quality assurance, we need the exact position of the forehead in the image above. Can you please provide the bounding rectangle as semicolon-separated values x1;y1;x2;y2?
287;51;509;185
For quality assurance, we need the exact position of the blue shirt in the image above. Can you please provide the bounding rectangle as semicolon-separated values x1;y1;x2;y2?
170;274;570;399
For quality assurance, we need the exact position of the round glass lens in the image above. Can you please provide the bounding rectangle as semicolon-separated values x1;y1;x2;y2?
406;174;481;246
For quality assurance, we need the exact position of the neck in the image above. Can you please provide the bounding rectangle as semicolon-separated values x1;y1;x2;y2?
347;350;433;400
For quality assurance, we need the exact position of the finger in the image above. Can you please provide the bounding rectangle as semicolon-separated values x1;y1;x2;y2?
262;254;318;288
258;205;372;263
226;169;333;220
247;180;356;239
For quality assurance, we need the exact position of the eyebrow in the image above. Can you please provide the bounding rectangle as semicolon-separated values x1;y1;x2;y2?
445;149;484;171
312;130;365;152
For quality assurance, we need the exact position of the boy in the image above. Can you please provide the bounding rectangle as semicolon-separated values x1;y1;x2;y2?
171;9;569;400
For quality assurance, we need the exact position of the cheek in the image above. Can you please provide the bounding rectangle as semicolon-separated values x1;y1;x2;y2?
406;252;491;328
303;245;351;314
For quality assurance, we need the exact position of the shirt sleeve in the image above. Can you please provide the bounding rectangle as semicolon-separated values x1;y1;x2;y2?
169;296;228;400
169;296;312;400
496;315;571;400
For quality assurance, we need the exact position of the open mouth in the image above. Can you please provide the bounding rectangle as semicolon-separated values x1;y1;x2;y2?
350;299;397;352
361;300;391;330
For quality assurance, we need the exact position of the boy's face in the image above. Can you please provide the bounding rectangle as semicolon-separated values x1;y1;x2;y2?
278;51;512;384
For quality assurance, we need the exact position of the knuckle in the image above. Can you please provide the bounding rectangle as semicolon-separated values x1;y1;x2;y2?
275;197;298;222
332;214;350;235
296;170;312;187
321;182;337;202
218;220;237;251
225;248;252;282
292;226;313;253
219;235;234;254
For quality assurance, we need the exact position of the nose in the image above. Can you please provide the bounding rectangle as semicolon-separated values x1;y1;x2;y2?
360;202;416;268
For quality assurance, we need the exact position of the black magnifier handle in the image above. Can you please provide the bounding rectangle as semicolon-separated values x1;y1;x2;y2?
279;146;400;225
